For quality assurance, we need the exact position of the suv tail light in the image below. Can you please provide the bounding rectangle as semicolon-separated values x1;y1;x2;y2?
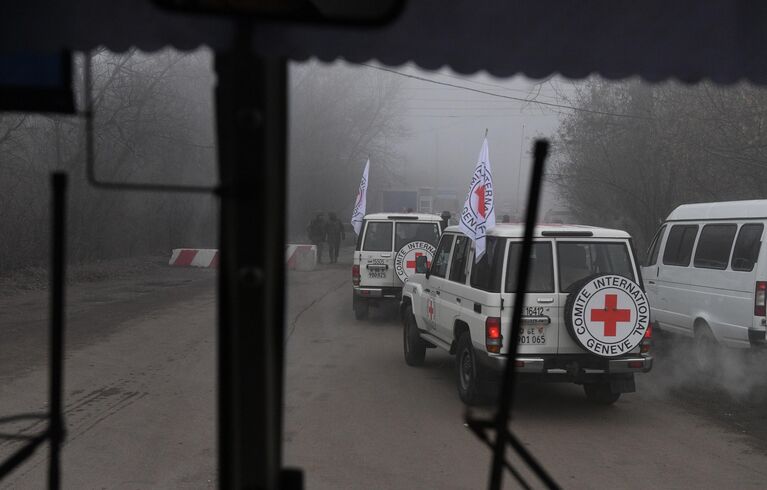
485;317;502;354
756;282;767;316
640;322;653;354
352;264;361;286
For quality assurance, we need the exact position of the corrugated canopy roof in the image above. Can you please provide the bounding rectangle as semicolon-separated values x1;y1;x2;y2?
3;0;767;83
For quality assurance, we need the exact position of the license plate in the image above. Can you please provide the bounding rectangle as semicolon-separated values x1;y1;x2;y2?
518;326;546;345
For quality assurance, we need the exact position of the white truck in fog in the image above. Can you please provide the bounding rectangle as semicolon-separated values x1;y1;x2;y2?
401;224;653;405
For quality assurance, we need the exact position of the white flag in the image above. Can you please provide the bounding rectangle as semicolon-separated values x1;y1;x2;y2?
459;137;495;261
351;159;370;235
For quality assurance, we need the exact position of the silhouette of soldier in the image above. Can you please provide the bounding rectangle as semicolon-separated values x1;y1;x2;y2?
307;213;327;264
325;212;346;264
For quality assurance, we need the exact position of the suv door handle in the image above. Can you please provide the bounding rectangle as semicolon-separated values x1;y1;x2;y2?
537;297;554;304
435;290;440;296
380;253;392;258
648;280;656;285
455;298;461;303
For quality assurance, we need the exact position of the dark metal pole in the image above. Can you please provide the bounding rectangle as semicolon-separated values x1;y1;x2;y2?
489;141;549;490
49;172;67;490
215;23;288;489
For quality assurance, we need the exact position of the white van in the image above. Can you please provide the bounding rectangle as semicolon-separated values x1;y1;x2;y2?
643;200;767;371
352;213;444;319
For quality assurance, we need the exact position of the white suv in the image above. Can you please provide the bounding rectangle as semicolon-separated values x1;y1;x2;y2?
352;213;443;320
401;224;653;405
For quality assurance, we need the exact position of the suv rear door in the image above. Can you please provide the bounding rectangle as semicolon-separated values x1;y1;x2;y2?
502;240;559;355
359;220;395;288
555;239;639;354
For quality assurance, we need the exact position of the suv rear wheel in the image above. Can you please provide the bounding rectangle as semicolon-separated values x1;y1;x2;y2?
456;332;484;405
353;296;369;320
403;306;426;366
583;382;620;405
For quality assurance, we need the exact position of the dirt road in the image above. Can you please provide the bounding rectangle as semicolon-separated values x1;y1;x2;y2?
3;255;767;488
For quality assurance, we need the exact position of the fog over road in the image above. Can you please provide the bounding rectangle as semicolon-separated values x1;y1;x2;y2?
2;256;767;488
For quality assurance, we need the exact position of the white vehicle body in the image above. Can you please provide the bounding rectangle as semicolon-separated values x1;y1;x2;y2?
352;213;443;320
401;224;652;405
642;200;767;350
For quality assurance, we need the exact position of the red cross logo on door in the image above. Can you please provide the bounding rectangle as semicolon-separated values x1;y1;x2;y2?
427;298;435;321
407;252;431;271
590;294;631;337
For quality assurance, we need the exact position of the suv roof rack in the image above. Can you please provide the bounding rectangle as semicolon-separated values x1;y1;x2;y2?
540;230;594;237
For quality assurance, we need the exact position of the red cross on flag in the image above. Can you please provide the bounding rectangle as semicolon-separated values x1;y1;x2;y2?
351;159;369;235
459;137;495;261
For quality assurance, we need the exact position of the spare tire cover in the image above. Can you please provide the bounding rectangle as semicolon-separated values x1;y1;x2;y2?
564;274;650;358
394;241;436;283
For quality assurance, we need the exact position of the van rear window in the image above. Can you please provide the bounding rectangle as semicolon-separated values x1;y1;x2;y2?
731;224;764;272
362;222;393;251
558;242;634;292
693;224;737;270
663;225;698;267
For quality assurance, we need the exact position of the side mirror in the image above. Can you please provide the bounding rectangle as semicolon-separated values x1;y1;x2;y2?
416;255;429;274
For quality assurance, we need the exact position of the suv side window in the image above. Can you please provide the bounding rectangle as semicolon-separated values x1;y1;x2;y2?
470;237;504;292
646;225;666;266
662;224;699;267
731;223;764;272
362;222;393;252
506;242;554;293
693;224;737;270
430;234;454;278
355;220;366;251
449;236;471;283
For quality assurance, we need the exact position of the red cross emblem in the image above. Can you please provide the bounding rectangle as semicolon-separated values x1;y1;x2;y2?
590;294;631;337
473;184;486;218
407;252;431;270
427;298;435;321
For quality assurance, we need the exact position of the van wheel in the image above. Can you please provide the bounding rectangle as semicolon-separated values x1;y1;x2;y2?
583;383;621;405
456;332;484;405
694;324;719;376
403;307;426;366
353;296;369;320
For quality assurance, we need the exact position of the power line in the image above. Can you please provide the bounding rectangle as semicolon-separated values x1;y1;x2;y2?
359;63;651;120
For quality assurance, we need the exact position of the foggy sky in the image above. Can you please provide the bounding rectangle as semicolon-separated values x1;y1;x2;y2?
361;62;570;216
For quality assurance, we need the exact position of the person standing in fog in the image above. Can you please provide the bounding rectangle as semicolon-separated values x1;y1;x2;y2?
325;212;345;263
307;213;327;264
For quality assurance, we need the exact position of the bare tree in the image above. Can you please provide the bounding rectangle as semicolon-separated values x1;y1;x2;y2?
288;62;406;240
552;79;767;252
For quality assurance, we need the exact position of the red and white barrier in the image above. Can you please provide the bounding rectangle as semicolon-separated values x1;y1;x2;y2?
285;244;317;271
169;248;219;268
169;245;316;270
